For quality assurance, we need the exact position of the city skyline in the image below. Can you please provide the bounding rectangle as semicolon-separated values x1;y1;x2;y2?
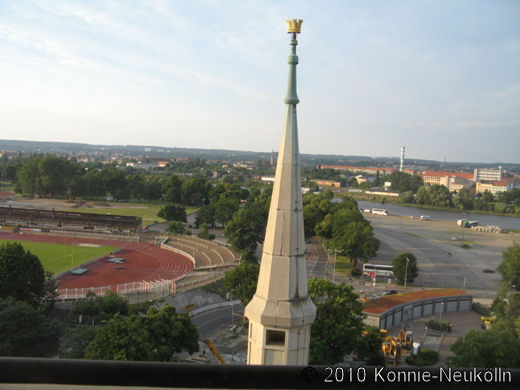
1;1;519;163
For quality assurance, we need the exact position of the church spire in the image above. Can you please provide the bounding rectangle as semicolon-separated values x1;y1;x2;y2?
245;19;315;366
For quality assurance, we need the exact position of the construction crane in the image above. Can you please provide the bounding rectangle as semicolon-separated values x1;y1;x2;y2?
204;339;226;364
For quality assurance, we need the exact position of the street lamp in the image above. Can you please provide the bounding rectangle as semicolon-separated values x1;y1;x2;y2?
404;257;410;288
460;213;466;247
440;301;444;322
328;248;341;284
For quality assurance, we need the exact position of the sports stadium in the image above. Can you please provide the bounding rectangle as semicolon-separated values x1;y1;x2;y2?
0;206;239;302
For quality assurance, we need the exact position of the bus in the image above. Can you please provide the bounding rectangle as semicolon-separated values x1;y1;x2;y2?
371;208;389;216
362;263;394;278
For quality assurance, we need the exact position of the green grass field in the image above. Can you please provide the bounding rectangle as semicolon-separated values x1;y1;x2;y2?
335;255;354;275
0;240;118;274
58;203;198;226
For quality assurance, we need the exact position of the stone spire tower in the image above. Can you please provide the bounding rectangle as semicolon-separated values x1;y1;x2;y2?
244;19;316;365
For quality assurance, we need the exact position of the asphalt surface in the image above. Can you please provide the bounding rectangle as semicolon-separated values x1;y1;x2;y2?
365;214;510;292
191;304;244;340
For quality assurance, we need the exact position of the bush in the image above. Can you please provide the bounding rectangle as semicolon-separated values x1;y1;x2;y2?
406;348;439;366
425;319;452;332
472;302;491;317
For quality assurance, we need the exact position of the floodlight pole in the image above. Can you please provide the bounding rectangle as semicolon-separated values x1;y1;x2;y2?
404;257;410;288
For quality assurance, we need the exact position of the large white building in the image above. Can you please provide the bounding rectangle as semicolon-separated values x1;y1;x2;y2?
474;167;503;182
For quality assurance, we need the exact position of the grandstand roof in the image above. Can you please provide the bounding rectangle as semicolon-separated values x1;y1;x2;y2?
363;288;467;314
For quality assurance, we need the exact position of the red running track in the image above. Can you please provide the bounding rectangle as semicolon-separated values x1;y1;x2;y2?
0;232;194;289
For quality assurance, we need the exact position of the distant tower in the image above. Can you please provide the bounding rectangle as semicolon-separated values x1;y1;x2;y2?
400;146;405;172
244;19;316;365
270;150;275;167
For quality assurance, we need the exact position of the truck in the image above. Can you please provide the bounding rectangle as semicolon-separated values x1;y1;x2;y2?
457;219;479;227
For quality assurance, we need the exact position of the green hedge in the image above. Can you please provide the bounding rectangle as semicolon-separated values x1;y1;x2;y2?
472;302;491;317
406;348;439;366
425;319;452;332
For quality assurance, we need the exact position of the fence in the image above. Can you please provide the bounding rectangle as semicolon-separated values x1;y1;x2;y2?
54;235;237;303
56;269;231;303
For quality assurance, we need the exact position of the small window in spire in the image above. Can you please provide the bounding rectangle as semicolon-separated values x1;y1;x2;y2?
266;329;286;346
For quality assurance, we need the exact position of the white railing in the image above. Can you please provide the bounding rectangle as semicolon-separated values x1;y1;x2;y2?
55;269;233;302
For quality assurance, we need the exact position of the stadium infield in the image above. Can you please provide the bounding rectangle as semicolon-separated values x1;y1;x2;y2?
0;231;194;292
0;239;117;274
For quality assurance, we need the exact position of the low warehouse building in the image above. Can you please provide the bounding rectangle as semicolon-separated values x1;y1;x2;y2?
363;289;473;329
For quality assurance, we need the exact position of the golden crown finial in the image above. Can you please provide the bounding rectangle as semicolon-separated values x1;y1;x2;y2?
286;19;303;34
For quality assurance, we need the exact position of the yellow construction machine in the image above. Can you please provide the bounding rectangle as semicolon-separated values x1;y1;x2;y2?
398;327;413;350
480;316;495;329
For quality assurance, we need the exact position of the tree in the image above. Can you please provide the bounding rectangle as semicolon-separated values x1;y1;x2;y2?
0;297;62;357
158;204;187;222
142;305;199;360
400;191;415;204
84;305;199;361
453;188;473;210
0;242;53;307
84;313;153;361
387;171;423;193
392;252;419;285
333;220;379;270
497;244;520;291
214;196;240;226
356;326;386;365
224;202;266;259
314;197;379;270
75;291;129;323
308;279;365;364
196;204;216;228
59;325;97;359
181;177;210;206
197;223;215;240
166;221;190;235
223;262;259;306
303;193;333;239
446;328;520;368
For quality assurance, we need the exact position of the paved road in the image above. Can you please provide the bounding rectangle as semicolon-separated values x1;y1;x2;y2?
191;304;244;340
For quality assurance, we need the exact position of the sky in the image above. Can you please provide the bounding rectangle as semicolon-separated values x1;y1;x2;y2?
0;0;519;163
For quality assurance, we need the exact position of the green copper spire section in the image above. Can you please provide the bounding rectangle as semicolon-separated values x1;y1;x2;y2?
284;38;299;105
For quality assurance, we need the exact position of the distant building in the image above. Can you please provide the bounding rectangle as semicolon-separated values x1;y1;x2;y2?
474;167;502;182
356;175;368;185
157;161;169;168
421;171;474;186
313;179;341;187
446;176;474;192
320;165;396;175
476;179;516;195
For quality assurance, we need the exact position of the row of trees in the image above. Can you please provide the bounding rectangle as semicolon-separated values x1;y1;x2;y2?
400;185;520;215
10;155;215;203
